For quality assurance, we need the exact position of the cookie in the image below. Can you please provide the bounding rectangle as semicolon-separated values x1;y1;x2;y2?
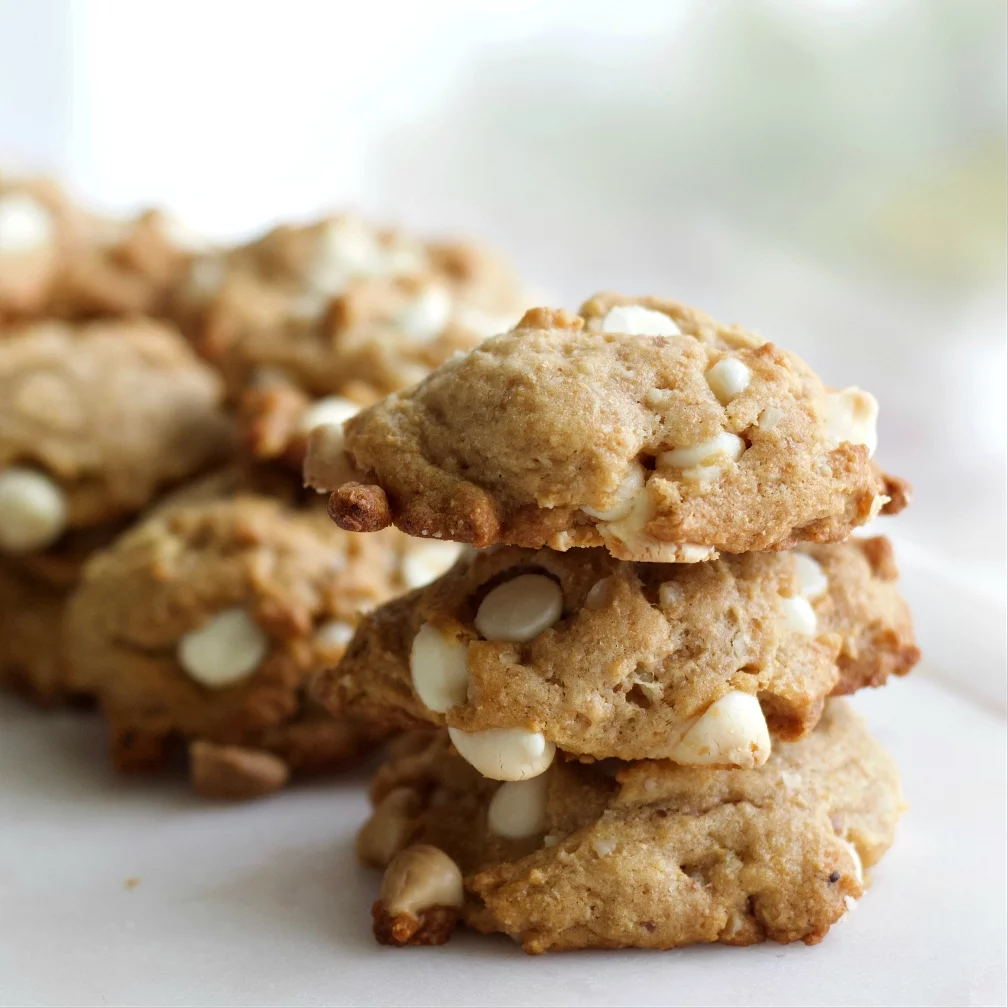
313;296;910;560
0;175;193;323
0;560;74;705
63;495;404;796
174;215;529;398
314;537;917;769
363;700;902;953
0;318;234;557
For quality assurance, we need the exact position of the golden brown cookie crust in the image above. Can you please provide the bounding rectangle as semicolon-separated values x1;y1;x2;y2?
0;318;234;530
174;215;529;399
315;538;917;761
313;295;907;558
363;701;902;953
63;496;399;783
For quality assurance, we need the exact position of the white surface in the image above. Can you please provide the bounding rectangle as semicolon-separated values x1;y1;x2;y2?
1;565;1006;1008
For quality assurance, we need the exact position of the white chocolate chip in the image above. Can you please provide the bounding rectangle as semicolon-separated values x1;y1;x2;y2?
758;406;784;431
658;581;684;608
410;623;470;713
177;608;268;688
591;835;618;857
793;552;828;601
669;691;771;768
780;595;818;636
398;285;453;342
826;388;879;457
867;493;889;522
186;256;226;299
380;845;464;917
357;787;422;867
658;432;745;470
842;839;864;885
474;574;563;644
316;620;355;650
0;193;54;255
447;726;555;781
584;577;612;609
401;540;463;590
706;358;751;404
487;775;549;839
601;305;681;337
0;467;67;553
596;482;716;563
312;218;376;293
302;422;354;493
298;395;360;434
582;461;646;521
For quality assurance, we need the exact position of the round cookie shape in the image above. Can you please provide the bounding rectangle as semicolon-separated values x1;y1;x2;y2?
313;295;910;559
63;495;403;795
0;318;234;542
314;538;918;764
363;701;903;953
0;175;195;324
174;213;530;399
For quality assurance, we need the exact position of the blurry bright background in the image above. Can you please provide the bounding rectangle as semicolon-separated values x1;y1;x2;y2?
2;0;1006;605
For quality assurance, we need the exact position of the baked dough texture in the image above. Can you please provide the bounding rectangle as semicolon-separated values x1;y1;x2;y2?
0;560;73;705
64;496;404;793
314;296;909;559
0;318;234;530
365;700;903;953
315;537;917;761
174;214;529;398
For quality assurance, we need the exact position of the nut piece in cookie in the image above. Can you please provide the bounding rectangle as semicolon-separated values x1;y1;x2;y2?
309;294;909;559
363;701;902;953
63;496;402;795
174;214;530;400
372;845;464;946
313;539;917;764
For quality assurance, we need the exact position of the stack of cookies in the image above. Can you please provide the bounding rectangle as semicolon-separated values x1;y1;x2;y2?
305;295;919;953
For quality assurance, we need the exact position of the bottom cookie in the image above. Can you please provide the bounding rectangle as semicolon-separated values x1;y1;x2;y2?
362;700;902;953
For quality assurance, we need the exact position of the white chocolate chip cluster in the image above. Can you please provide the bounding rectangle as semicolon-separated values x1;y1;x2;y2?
409;571;564;781
182;214;529;399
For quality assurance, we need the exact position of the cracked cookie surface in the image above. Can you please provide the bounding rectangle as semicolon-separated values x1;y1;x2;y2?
63;495;404;794
363;700;902;953
313;295;908;559
174;214;529;399
315;537;917;763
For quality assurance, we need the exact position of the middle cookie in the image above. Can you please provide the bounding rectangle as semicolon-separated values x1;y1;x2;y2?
315;538;918;770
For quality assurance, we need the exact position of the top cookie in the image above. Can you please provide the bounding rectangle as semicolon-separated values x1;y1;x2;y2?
0;175;193;324
313;295;909;560
174;214;529;398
